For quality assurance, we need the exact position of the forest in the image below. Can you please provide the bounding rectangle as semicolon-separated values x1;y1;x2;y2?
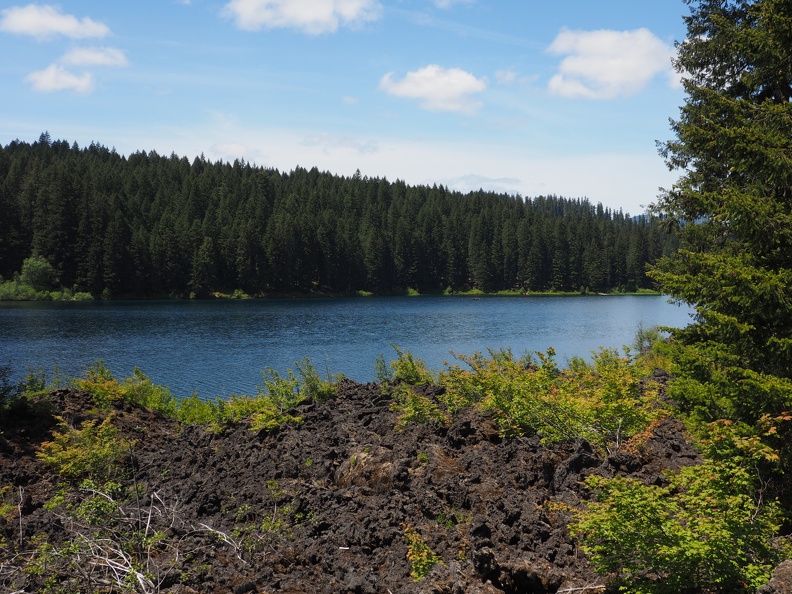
0;135;677;299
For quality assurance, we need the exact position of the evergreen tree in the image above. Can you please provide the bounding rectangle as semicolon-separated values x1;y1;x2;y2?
650;0;792;420
0;135;674;298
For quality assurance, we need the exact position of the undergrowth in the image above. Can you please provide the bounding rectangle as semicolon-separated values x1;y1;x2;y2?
66;357;340;432
388;344;667;453
571;417;790;593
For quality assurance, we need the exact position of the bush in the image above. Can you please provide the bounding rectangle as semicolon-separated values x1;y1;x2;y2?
19;255;58;292
437;347;664;451
72;360;124;406
403;524;442;582
391;384;447;430
294;357;338;404
390;346;434;385
121;367;178;416
571;420;786;593
37;416;132;481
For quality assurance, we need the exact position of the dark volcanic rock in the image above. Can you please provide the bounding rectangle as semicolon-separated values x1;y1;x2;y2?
0;381;701;593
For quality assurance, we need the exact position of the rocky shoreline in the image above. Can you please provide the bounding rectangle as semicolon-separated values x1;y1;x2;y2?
1;379;705;593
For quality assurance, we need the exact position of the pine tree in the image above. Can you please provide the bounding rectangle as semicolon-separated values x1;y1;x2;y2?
650;0;792;420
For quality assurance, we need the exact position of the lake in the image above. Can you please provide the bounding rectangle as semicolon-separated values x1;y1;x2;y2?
0;295;692;397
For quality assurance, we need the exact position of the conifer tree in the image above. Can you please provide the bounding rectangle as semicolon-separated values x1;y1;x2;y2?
650;0;792;420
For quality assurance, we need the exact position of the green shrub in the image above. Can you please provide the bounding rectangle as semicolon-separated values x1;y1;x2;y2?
390;346;433;385
391;384;447;429
19;255;58;292
571;421;786;593
37;416;132;481
403;524;442;582
438;347;664;451
72;360;123;406
176;393;227;427
374;353;392;384
120;368;177;416
0;279;44;300
294;357;338;403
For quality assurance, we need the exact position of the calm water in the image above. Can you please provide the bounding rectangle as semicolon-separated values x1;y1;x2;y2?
0;296;692;397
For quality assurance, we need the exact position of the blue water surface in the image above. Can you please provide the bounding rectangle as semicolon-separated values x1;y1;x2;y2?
0;295;692;397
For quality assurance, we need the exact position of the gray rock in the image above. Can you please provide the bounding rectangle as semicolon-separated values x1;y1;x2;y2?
757;561;792;594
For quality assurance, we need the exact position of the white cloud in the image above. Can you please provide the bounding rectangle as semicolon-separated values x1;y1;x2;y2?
25;64;93;93
223;0;382;34
433;0;474;8
210;141;259;162
60;47;128;67
342;95;359;105
494;69;516;85
546;27;674;99
443;173;521;195
379;64;486;114
0;4;109;40
302;132;378;155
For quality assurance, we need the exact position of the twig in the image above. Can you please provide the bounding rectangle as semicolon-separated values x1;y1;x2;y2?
17;486;23;549
196;523;248;564
556;586;607;593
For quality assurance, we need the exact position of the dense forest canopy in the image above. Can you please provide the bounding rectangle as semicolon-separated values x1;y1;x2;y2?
0;135;677;298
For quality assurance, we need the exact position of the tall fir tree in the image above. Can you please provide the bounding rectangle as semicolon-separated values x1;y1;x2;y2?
650;0;792;421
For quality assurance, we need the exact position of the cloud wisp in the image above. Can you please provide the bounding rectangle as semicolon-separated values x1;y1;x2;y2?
223;0;382;34
379;64;486;114
0;4;109;40
25;64;94;93
546;27;675;99
60;47;128;68
432;0;474;9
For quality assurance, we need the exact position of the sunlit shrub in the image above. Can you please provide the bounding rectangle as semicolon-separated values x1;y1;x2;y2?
571;420;786;593
437;347;664;451
391;384;448;430
403;524;442;582
72;360;124;406
390;346;434;385
120;368;178;417
37;416;132;481
294;357;338;403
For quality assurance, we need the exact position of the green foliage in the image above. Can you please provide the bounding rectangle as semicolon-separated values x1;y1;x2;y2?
571;420;785;593
19;255;58;292
650;0;792;423
120;367;178;416
294;357;339;403
249;367;304;431
73;480;125;526
176;392;227;427
389;346;434;385
37;416;132;481
402;524;442;582
72;360;123;406
374;353;392;384
391;384;448;429
438;347;664;451
0;278;44;300
65;359;336;433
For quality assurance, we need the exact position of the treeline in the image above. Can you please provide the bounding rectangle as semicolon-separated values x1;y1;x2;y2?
0;134;678;298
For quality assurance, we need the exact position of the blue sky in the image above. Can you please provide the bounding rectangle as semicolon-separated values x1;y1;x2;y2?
0;1;688;214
